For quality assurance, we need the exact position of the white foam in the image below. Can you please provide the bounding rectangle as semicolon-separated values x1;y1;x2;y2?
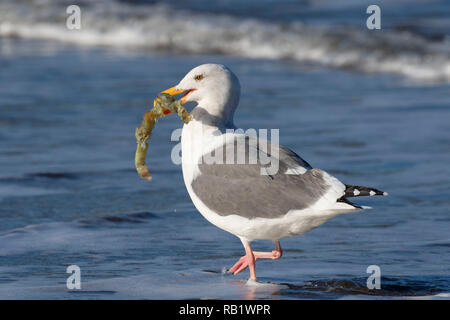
246;279;283;289
1;0;450;82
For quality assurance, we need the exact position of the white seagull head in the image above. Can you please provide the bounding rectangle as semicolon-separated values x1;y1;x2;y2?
159;64;240;125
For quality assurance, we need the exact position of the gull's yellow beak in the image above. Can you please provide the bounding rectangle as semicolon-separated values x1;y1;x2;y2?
161;86;187;96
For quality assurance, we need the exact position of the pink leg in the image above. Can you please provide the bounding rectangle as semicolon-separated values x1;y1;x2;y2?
228;241;282;278
245;245;257;281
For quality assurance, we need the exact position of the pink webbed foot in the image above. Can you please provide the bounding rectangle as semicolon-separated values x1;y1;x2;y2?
227;255;259;275
228;241;281;281
227;249;282;275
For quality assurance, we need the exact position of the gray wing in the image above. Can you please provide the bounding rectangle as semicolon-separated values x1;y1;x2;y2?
190;135;338;219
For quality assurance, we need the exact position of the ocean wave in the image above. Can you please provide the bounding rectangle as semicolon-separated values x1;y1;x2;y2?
1;0;450;82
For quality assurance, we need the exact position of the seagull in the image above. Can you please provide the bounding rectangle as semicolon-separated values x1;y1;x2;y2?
158;64;387;281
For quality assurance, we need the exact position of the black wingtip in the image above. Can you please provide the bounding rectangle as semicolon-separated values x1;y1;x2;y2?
344;185;388;198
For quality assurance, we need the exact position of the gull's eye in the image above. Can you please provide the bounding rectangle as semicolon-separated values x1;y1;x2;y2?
194;74;204;81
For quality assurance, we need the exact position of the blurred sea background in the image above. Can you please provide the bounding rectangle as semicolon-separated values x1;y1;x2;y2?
0;0;449;299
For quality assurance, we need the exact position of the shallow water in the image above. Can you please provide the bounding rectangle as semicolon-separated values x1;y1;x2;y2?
0;0;450;299
1;0;450;82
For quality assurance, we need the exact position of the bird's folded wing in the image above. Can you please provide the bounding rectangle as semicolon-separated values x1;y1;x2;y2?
190;134;346;219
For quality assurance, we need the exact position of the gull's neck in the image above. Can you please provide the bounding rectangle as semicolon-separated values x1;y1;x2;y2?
190;101;236;131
